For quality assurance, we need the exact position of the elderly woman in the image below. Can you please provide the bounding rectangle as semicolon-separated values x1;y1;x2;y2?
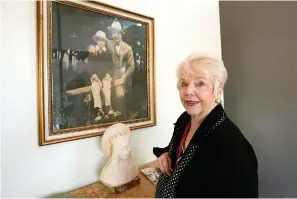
153;54;258;198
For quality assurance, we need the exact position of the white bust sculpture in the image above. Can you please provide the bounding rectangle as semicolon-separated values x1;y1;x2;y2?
99;123;138;187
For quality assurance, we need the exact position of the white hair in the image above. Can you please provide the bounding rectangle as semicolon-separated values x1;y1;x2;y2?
176;53;228;95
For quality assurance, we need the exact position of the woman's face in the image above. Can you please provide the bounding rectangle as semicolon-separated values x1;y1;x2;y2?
179;71;217;116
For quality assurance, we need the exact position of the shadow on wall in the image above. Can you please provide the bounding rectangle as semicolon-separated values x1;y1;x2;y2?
220;1;297;197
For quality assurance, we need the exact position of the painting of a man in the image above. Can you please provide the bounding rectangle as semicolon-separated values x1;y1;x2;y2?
38;0;156;145
107;21;135;120
86;30;114;121
49;0;152;133
89;20;135;120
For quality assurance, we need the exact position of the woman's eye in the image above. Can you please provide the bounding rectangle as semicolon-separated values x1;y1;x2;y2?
181;82;187;87
195;81;205;87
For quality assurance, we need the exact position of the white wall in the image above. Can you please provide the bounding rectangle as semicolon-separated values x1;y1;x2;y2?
0;2;3;198
1;0;221;197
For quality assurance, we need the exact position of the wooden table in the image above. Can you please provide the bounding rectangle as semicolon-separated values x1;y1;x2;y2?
64;162;156;198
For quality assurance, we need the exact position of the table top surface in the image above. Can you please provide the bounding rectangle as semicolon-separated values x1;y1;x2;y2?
64;161;156;198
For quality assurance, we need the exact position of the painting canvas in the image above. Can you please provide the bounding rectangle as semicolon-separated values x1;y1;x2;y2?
37;1;156;145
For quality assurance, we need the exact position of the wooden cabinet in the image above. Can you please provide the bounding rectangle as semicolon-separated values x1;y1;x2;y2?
64;162;156;198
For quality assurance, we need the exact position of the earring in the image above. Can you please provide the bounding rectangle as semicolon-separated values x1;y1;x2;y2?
215;98;221;104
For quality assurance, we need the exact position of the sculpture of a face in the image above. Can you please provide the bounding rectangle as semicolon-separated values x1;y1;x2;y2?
118;143;130;159
100;123;138;188
101;123;131;157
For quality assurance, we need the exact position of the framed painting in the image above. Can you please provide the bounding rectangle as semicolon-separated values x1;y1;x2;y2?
37;0;156;146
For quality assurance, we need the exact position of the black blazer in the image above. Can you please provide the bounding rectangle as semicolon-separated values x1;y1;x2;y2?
153;104;258;198
87;50;113;79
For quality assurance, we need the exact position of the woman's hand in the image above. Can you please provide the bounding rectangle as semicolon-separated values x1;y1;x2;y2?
156;152;173;176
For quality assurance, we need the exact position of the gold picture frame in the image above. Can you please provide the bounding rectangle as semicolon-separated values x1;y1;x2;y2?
37;0;156;146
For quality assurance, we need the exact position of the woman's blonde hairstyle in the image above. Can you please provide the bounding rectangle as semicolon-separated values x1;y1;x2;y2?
176;53;228;96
